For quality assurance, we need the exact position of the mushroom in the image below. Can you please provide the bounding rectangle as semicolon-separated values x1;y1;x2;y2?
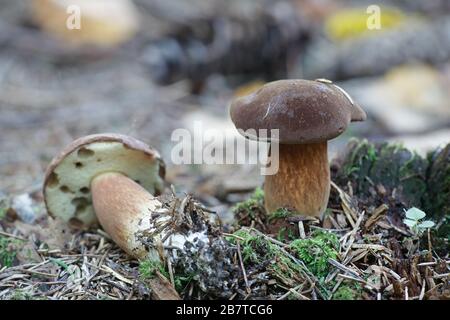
230;79;366;217
43;133;166;259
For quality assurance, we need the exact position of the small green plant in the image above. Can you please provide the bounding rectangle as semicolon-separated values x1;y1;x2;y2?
403;207;435;236
289;230;340;279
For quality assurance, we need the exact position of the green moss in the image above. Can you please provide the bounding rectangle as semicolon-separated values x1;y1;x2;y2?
232;187;265;220
231;228;309;287
336;139;450;251
268;208;293;223
333;283;362;300
338;139;428;207
289;230;339;279
139;259;194;292
0;198;8;220
425;144;450;241
0;236;22;268
139;259;168;280
8;290;36;300
276;227;296;242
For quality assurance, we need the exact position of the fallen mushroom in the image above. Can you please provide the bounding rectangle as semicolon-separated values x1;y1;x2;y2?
43;133;166;259
31;0;139;48
230;79;366;218
44;134;238;298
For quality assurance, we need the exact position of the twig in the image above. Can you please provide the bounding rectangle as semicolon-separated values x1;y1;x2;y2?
236;242;250;293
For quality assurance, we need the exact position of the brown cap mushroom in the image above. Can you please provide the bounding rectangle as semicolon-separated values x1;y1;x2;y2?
43;134;165;258
230;79;366;217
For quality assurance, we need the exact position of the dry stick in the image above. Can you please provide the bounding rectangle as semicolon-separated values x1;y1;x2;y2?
364;204;388;230
167;257;176;288
0;230;26;241
330;181;356;227
298;221;306;239
328;259;361;279
419;280;426;300
418;261;450;266
343;211;365;259
288;288;310;300
277;284;302;300
237;242;250;293
433;273;450;279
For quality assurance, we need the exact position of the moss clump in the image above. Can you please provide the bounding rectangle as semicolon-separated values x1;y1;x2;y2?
231;228;308;287
338;139;428;207
8;290;36;300
335;140;450;248
232;187;265;219
425;144;450;241
0;236;21;268
139;259;194;293
0;197;8;220
289;230;339;279
276;227;297;242
268;208;292;223
333;283;362;300
139;259;168;279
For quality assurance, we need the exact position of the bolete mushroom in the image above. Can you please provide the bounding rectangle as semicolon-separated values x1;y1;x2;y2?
230;79;366;217
43;133;166;259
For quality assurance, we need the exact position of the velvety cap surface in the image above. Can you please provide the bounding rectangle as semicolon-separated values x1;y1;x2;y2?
230;79;366;144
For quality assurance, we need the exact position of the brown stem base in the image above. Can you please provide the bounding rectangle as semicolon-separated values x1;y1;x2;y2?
264;142;330;218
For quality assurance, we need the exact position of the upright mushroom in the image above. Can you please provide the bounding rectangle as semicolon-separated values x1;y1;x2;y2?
43;133;170;259
230;79;366;217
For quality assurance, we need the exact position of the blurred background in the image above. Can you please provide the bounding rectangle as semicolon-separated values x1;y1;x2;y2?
0;0;449;216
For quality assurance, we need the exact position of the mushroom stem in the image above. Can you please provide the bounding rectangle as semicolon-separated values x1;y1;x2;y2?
91;172;161;259
264;142;330;217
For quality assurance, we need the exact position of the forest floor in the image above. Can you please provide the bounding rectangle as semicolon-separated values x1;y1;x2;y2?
0;1;449;300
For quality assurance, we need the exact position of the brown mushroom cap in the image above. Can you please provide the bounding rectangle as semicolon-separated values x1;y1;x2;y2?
230;79;366;144
43;133;165;227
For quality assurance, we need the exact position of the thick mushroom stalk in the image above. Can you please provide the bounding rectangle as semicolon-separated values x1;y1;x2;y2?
91;172;161;260
264;142;330;216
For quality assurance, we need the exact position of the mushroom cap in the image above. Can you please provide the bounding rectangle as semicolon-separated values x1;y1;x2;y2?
43;133;165;227
230;79;366;144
